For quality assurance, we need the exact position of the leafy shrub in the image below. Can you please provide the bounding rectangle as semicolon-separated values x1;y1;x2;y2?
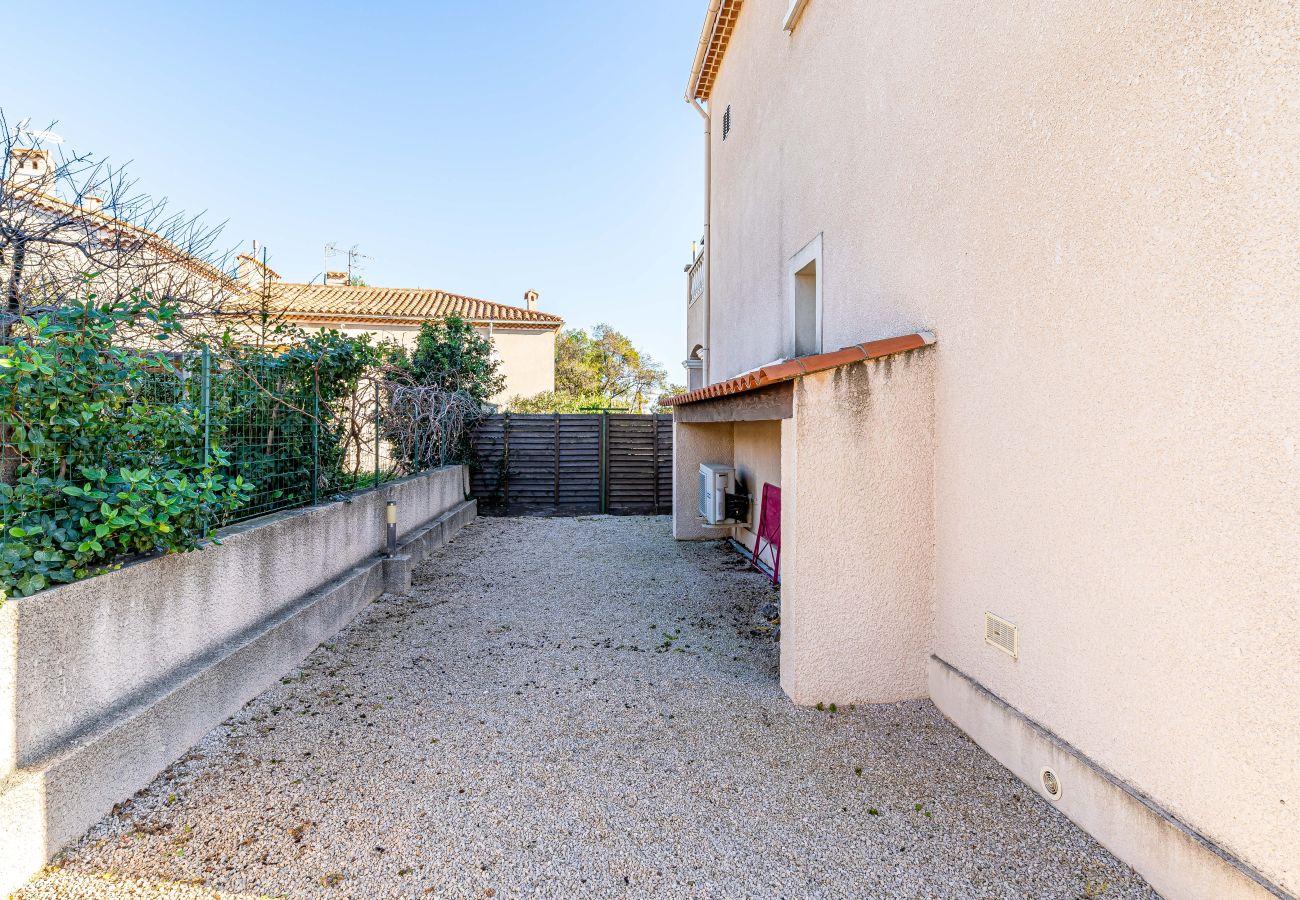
383;316;499;469
214;327;379;513
386;316;502;405
0;299;250;600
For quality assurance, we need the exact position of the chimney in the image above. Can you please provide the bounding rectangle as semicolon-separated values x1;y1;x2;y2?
524;289;539;312
236;240;280;290
82;195;103;214
8;148;53;192
325;271;349;286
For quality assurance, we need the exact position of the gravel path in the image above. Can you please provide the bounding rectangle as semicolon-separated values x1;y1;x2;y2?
18;516;1154;899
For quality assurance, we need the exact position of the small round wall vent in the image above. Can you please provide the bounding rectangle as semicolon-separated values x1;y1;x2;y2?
1040;767;1063;801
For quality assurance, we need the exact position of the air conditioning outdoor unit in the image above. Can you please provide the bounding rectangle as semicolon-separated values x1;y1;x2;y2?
699;463;749;526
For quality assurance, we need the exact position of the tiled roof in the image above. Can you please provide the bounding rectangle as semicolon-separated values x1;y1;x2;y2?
687;0;744;102
254;283;564;328
662;332;935;406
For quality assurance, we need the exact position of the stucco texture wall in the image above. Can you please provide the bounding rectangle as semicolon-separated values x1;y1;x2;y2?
731;420;781;552
489;327;557;403
672;421;734;540
780;353;936;704
702;0;1298;888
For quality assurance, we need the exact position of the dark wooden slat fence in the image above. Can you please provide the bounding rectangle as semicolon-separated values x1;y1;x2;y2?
469;413;672;516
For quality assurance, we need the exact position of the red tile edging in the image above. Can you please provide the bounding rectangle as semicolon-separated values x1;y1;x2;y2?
662;331;935;407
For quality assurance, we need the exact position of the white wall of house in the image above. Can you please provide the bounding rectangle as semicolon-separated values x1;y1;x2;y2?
680;0;1298;893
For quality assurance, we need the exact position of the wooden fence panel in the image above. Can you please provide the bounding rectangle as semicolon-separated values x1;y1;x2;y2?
558;415;602;514
469;413;672;516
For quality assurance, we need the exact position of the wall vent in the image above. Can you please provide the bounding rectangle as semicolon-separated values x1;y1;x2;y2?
722;104;732;140
1040;767;1062;800
984;612;1018;659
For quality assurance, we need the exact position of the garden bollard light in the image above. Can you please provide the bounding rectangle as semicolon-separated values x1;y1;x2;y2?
386;500;398;557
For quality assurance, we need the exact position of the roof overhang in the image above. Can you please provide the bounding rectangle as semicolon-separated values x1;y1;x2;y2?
686;0;744;102
283;314;562;331
663;332;936;407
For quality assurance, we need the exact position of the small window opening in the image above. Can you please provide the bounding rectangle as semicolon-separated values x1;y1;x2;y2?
793;258;819;357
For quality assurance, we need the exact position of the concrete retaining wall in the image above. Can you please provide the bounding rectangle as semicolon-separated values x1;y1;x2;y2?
0;465;475;893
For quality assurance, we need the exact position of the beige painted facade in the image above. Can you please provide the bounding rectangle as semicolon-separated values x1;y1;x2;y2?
671;1;1298;896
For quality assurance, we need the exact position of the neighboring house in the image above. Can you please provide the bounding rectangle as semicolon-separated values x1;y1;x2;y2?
236;259;562;406
1;148;237;323
666;3;1296;900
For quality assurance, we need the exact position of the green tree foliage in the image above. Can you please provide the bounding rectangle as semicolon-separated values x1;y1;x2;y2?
508;391;610;413
512;324;666;413
387;316;503;405
554;328;598;396
656;384;687;412
0;298;251;600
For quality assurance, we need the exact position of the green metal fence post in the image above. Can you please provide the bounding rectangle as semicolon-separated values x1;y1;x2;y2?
311;386;320;506
200;346;211;534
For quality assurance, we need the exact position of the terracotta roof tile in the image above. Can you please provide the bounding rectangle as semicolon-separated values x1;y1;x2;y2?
250;283;563;328
663;332;935;406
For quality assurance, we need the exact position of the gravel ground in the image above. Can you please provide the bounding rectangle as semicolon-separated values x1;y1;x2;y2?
18;516;1155;900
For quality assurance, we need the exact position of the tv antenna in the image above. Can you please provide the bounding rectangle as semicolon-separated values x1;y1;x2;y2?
324;242;373;284
11;119;64;144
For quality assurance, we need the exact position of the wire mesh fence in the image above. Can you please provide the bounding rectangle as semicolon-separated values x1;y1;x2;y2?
0;299;496;600
0;347;416;539
209;352;320;522
0;312;487;600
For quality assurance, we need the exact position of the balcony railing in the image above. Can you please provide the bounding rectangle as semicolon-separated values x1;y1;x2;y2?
685;245;705;307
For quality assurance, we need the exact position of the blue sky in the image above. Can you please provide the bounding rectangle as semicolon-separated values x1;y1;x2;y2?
7;0;704;384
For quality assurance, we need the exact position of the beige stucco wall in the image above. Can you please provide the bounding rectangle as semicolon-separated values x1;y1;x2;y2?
672;421;734;540
780;353;936;704
488;326;556;403
730;420;781;553
294;322;557;407
698;0;1299;889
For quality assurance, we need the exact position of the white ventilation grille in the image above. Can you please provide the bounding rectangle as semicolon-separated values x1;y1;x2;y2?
984;612;1018;659
1040;767;1062;800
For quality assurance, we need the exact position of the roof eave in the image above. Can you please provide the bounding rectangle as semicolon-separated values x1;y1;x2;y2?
685;0;742;103
686;0;724;102
282;313;563;330
663;332;936;406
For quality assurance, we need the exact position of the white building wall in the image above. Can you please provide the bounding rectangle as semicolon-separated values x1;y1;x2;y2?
697;0;1298;890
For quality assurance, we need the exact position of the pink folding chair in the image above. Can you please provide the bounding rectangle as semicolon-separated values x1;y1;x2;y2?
751;483;780;585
